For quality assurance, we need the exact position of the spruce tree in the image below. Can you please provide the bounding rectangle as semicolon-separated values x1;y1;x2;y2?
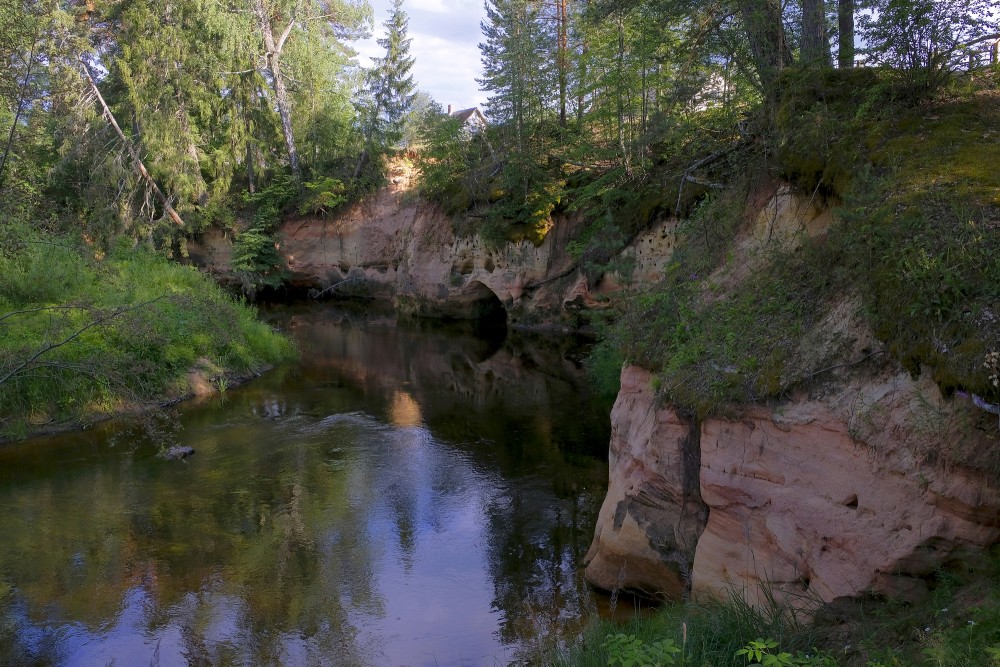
478;0;552;153
361;0;416;158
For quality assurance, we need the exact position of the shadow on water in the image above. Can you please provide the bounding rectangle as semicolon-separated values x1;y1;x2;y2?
0;304;618;666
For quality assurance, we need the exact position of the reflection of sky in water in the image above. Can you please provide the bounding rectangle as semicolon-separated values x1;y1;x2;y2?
0;308;611;666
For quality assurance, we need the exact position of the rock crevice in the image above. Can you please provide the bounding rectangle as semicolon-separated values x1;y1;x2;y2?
585;365;1000;610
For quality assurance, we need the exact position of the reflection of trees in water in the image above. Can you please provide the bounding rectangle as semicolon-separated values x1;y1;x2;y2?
0;307;613;664
483;483;600;653
0;417;385;664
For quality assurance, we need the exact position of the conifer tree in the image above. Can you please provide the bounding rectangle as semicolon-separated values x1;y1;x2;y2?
356;0;416;177
478;0;552;153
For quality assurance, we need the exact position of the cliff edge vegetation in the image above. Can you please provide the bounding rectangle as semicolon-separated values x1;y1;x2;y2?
585;68;1000;426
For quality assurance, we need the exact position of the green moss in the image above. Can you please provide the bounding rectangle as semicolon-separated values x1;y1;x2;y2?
774;67;900;199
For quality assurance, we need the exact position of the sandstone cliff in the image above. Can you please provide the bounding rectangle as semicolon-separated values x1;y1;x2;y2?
585;365;1000;610
188;165;583;325
187;161;687;327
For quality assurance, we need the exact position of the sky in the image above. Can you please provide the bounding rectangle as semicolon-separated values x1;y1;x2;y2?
354;0;489;112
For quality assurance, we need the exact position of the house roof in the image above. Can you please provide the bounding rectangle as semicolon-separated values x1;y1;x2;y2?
450;107;485;124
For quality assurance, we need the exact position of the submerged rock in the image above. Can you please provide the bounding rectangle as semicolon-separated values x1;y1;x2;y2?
160;445;195;460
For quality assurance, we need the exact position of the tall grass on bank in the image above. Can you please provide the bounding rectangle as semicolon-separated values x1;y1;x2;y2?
553;550;1000;666
551;588;827;667
0;227;296;440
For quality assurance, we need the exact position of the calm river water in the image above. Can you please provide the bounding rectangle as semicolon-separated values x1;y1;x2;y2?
0;305;618;666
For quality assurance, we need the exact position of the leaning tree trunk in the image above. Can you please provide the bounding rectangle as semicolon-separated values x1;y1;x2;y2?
253;0;301;178
0;34;38;198
80;60;185;226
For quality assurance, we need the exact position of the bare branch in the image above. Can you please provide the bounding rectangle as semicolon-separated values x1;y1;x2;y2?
0;304;94;325
0;296;167;387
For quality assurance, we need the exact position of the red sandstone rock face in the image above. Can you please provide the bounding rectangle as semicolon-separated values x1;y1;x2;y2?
583;367;707;599
187;171;590;323
586;365;1000;609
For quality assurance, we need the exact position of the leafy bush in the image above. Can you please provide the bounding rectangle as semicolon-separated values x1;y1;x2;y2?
603;633;681;666
298;176;348;216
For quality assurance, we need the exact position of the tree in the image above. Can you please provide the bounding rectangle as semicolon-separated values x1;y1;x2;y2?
253;0;304;177
801;0;831;66
478;0;553;152
735;0;793;99
860;0;1000;93
252;0;370;179
0;0;51;207
838;0;855;68
356;0;416;177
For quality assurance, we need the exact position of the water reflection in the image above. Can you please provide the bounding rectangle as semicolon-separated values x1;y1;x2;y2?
0;305;613;666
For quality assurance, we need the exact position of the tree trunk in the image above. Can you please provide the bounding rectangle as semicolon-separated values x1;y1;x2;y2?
253;0;301;178
0;34;38;198
615;14;630;175
557;0;568;126
737;0;792;99
801;0;831;66
80;60;185;226
576;38;588;124
838;0;855;68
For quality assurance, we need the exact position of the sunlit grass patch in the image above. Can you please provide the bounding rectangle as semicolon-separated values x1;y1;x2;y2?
0;226;296;440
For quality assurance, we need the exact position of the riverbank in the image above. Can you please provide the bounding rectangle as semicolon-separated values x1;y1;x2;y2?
554;546;1000;666
0;226;296;443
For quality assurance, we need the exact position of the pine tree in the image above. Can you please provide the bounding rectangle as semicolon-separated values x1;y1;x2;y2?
357;0;415;175
478;0;552;153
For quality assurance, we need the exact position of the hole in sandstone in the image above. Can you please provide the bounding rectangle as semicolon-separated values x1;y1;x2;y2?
484;257;496;272
844;494;859;509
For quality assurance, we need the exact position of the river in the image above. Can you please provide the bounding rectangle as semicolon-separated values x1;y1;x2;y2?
0;305;620;666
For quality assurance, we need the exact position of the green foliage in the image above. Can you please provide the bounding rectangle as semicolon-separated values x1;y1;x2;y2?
839;86;1000;401
233;177;297;293
595;74;1000;416
299;176;348;216
859;0;1000;96
774;67;900;197
416;113;480;214
482;157;566;247
550;585;825;667
358;0;416;158
737;638;837;666
603;633;681;667
0;224;295;440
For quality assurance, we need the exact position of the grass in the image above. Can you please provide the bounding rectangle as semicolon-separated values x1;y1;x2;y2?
552;550;1000;666
0;224;296;440
550;588;830;667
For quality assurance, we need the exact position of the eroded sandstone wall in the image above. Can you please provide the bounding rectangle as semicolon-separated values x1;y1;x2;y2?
585;365;1000;609
187;169;591;324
